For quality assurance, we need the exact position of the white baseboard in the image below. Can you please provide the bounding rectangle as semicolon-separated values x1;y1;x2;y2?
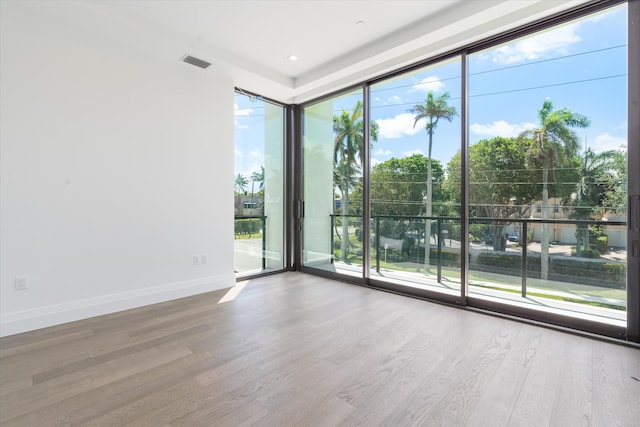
0;274;234;337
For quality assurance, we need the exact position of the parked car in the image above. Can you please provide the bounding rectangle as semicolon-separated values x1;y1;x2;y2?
507;232;519;242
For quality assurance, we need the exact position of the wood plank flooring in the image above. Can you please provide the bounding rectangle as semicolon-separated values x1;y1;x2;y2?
1;272;638;426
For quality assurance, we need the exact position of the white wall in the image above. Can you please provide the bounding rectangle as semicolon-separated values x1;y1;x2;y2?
0;2;235;336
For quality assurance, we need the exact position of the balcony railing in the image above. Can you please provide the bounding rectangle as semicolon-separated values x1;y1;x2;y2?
330;214;626;299
234;216;267;270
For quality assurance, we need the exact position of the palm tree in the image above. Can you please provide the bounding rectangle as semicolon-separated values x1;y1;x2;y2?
410;91;458;270
333;100;378;261
519;99;590;279
248;166;265;238
251;166;265;194
234;173;248;195
601;149;627;215
576;148;619;207
572;148;619;256
333;161;360;244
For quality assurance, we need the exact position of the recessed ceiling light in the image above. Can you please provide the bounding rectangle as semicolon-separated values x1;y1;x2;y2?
288;55;298;61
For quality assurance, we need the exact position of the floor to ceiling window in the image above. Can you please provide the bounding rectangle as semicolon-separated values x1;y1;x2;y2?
234;90;285;276
467;4;628;326
369;58;462;296
297;1;634;339
301;89;364;278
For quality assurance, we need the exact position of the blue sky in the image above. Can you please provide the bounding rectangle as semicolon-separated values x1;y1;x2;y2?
234;94;267;181
235;4;627;179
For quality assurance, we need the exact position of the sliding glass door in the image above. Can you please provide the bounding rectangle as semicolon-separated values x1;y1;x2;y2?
234;91;285;276
466;4;628;327
369;59;462;296
298;2;635;339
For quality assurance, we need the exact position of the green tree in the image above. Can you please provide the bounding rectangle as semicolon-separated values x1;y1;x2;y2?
370;154;446;217
571;148;622;256
333;101;378;261
519;100;590;279
446;137;539;251
251;166;265;196
575;148;619;207
234;173;248;195
410;91;458;270
245;166;265;238
601;149;627;215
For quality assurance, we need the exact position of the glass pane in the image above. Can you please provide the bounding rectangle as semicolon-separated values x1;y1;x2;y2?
234;92;285;275
302;90;364;277
467;5;627;326
370;58;462;295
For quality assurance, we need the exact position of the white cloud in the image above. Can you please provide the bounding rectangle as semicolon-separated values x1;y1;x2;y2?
376;113;423;139
239;163;262;179
249;150;261;158
375;148;392;156
613;121;627;131
470;120;536;138
371;158;382;167
234;103;251;128
402;149;424;157
234;103;253;116
592;133;626;152
411;75;444;93
489;24;581;65
235;149;243;157
387;95;402;103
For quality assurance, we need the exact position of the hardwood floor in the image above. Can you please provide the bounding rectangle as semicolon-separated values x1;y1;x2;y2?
1;272;638;426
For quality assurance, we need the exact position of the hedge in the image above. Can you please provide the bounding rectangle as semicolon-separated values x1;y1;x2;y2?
431;248;460;267
476;252;540;272
234;219;262;235
552;259;625;288
475;252;625;289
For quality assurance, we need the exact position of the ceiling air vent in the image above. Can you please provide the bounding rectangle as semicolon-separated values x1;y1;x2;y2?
181;55;211;69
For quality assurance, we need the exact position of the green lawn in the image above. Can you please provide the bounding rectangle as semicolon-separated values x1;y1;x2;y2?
333;233;627;310
334;250;626;311
470;284;625;311
234;233;263;240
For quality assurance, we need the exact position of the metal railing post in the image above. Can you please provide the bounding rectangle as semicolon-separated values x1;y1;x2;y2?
521;221;528;298
417;218;423;270
330;215;334;264
262;216;267;270
437;218;442;283
376;217;381;273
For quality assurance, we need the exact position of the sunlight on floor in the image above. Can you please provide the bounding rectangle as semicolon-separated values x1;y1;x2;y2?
218;280;248;304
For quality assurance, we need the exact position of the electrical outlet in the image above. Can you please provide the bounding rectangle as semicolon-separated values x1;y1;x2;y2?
193;255;200;265
15;276;28;290
200;254;208;264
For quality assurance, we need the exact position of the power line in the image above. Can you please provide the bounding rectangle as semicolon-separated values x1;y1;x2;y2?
373;74;461;94
370;45;626;103
371;167;583;175
371;73;625;110
368;44;625;96
469;74;626;98
470;44;626;76
236;46;626;117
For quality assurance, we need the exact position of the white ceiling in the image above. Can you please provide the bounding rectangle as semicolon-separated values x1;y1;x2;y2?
32;0;591;103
